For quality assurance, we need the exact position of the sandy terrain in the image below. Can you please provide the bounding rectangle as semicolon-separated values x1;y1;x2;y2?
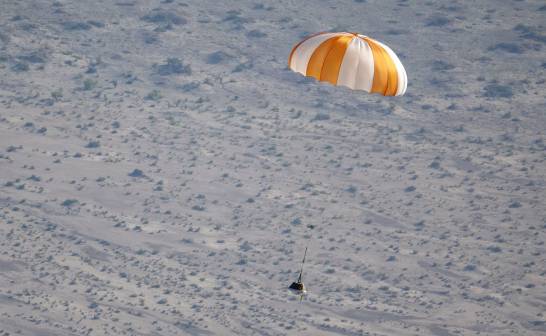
0;0;545;335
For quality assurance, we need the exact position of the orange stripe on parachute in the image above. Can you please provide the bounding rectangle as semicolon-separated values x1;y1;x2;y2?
306;35;352;85
320;35;353;85
288;32;328;68
363;37;398;96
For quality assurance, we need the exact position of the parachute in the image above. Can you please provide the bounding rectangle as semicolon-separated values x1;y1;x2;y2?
288;32;407;96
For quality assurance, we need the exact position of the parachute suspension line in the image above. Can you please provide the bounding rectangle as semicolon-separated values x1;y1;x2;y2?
297;246;308;283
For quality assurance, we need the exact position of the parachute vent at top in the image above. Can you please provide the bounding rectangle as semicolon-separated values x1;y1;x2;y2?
288;32;407;96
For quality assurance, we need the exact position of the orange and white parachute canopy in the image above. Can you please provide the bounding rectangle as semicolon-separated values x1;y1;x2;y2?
288;32;407;96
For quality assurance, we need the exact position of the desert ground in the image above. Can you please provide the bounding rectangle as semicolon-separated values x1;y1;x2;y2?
0;0;545;335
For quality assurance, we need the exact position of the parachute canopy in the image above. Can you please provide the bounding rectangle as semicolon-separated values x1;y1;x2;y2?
288;32;407;96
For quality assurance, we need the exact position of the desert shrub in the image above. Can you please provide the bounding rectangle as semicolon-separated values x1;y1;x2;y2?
12;62;29;72
51;88;63;100
514;24;546;43
62;21;92;31
483;84;513;98
85;140;100;148
223;10;253;24
153;58;191;76
142;32;159;44
141;9;187;25
0;30;10;44
246;29;266;38
83;78;97;90
17;51;47;63
206;51;230;64
488;42;524;54
61;199;78;207
425;15;450;27
312;113;330;121
87;20;104;28
431;60;455;71
128;169;145;177
145;90;162;101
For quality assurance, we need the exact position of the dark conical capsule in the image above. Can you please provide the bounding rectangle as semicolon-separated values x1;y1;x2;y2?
289;281;305;292
289;247;308;293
